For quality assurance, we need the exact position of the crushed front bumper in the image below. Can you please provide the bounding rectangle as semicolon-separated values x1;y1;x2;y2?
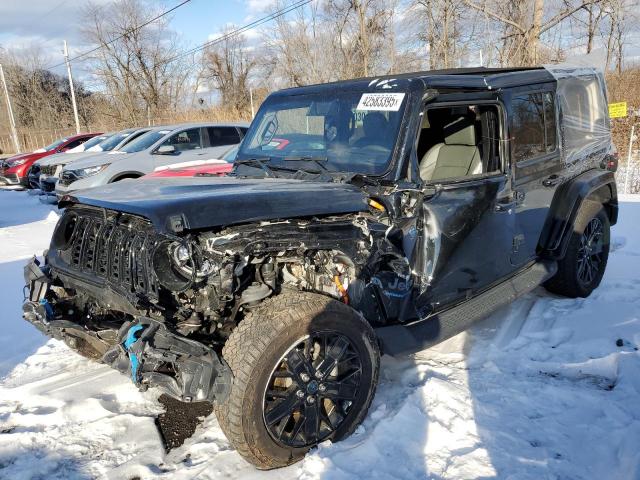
22;257;231;403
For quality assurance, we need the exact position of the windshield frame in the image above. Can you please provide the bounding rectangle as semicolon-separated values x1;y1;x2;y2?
236;86;413;178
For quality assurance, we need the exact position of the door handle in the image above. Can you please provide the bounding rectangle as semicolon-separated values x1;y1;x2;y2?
542;174;563;187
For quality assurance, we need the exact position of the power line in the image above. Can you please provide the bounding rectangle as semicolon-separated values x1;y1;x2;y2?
77;0;313;83
47;0;192;70
165;0;313;65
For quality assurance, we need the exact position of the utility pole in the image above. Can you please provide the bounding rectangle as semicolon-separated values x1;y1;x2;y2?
63;40;81;134
0;63;21;153
249;87;255;118
624;124;636;195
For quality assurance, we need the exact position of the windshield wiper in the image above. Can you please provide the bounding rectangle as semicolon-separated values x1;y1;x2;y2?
234;157;275;178
282;156;329;173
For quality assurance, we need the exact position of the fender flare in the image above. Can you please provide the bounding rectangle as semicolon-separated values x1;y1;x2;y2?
539;169;618;260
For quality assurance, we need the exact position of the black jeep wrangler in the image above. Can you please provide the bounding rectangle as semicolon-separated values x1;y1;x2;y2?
23;66;618;469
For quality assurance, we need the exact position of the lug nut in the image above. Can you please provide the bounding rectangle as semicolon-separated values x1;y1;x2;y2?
300;373;310;382
318;384;326;392
306;395;315;404
296;390;305;398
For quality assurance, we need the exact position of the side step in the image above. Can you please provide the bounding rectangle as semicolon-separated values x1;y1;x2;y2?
375;260;557;357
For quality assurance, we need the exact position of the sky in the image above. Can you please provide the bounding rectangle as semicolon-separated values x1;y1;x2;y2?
0;0;637;87
0;0;273;77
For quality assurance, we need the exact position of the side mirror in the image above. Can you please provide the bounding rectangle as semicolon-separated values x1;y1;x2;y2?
155;145;176;155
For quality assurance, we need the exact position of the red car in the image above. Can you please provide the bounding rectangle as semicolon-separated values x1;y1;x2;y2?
145;159;233;178
0;133;100;187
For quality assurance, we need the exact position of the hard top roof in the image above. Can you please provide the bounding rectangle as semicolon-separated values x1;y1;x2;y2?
272;66;558;97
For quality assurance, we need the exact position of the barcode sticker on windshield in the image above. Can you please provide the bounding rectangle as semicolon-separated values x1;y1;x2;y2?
357;93;405;111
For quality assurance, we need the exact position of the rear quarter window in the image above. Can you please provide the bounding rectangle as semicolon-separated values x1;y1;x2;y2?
511;92;557;163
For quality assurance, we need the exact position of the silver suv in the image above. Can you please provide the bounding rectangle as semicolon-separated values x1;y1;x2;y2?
38;127;151;198
56;122;248;196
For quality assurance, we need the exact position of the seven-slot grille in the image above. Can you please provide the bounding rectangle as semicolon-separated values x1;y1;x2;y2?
64;210;160;298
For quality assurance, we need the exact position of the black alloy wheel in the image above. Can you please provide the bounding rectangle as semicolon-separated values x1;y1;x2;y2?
263;332;362;448
577;216;605;287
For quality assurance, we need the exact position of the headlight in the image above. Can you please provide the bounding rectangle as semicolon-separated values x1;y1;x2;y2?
73;164;110;178
171;242;217;278
8;159;27;166
152;240;217;291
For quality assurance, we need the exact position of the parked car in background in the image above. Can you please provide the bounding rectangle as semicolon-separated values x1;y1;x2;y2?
0;133;100;187
28;133;114;189
56;123;248;196
37;127;151;197
144;145;238;178
66;133;114;153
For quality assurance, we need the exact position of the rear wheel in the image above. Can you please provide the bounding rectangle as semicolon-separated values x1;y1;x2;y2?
214;291;380;469
545;200;610;298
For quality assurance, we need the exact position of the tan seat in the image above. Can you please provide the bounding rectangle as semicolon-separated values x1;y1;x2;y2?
419;118;482;181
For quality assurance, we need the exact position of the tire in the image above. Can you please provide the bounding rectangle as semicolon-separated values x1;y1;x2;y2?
544;200;610;298
214;290;380;469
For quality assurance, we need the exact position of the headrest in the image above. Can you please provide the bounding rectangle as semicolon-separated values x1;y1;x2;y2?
443;117;476;146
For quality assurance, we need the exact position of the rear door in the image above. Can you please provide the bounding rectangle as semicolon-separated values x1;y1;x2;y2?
507;86;562;266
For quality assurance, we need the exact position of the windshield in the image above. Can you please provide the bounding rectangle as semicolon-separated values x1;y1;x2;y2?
98;131;133;151
238;90;407;175
79;134;111;151
119;130;170;153
43;138;68;152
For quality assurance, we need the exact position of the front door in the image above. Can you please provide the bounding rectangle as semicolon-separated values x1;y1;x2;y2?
153;127;205;168
412;101;518;316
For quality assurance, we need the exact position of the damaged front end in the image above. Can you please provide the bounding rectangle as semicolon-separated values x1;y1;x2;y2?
23;195;422;400
23;257;232;403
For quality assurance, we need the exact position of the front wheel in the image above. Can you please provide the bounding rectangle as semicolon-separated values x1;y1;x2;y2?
214;291;380;469
545;200;610;298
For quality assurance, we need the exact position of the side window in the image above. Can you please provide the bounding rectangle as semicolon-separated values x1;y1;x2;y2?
238;127;248;138
511;92;556;162
161;128;202;151
417;104;501;182
207;127;241;147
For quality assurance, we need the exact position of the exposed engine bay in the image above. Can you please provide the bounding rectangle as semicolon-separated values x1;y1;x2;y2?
23;202;419;401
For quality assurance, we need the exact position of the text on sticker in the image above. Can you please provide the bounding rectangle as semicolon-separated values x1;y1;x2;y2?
357;93;406;112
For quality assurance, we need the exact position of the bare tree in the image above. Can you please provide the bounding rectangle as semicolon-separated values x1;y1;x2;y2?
81;0;190;125
326;0;394;77
413;0;468;69
201;28;256;112
601;0;639;73
463;0;600;65
262;1;336;87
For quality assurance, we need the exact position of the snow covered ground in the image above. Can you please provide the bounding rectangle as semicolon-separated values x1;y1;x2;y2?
0;189;639;480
